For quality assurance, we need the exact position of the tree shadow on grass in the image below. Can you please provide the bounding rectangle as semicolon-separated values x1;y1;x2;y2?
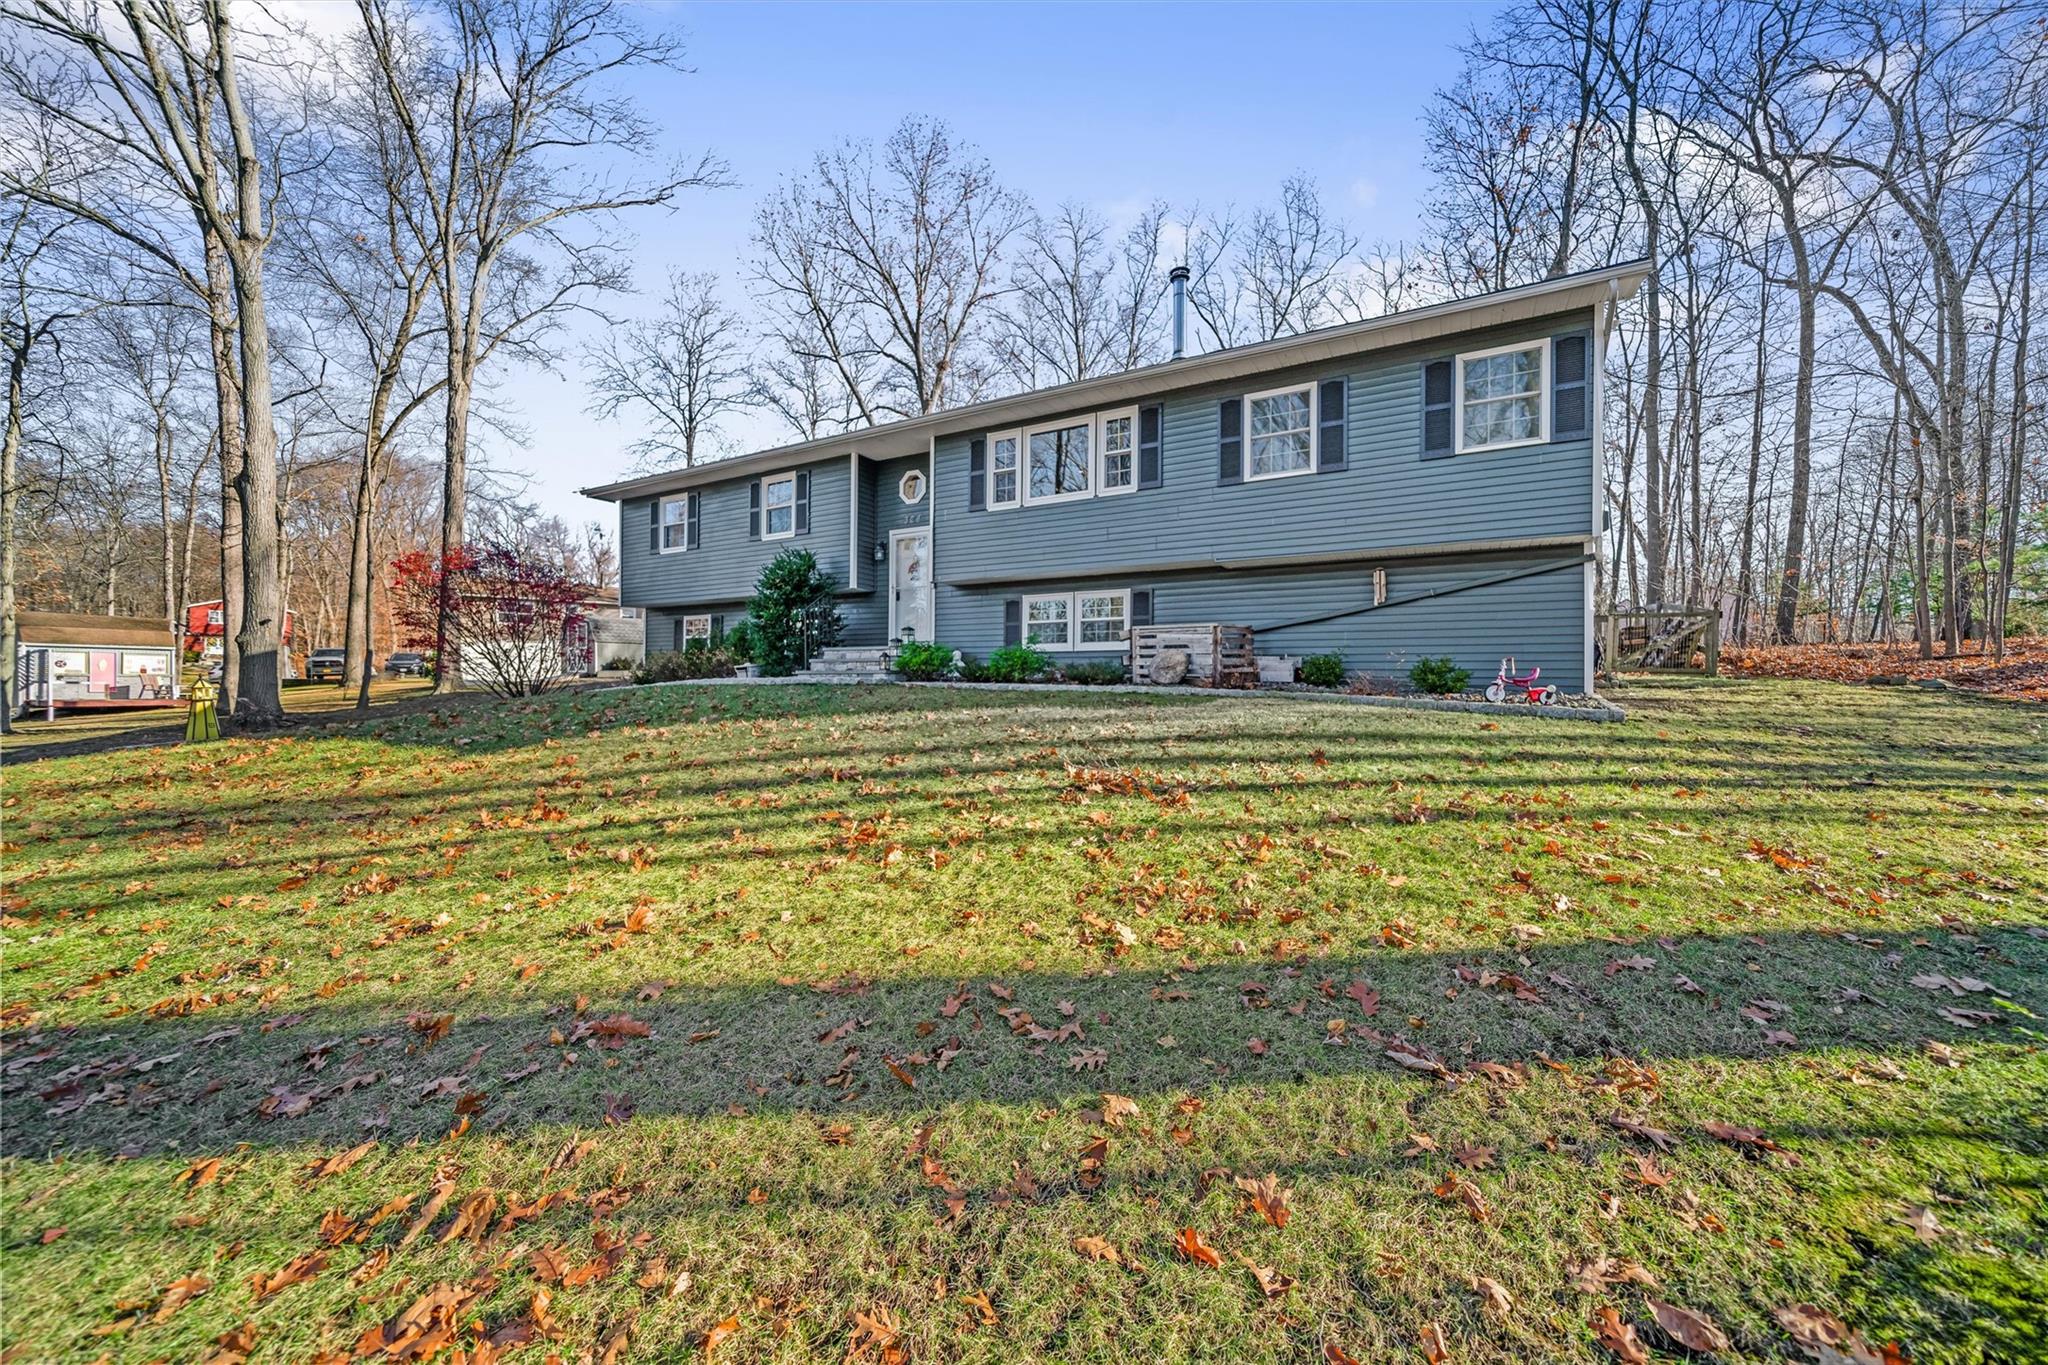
6;924;2041;1162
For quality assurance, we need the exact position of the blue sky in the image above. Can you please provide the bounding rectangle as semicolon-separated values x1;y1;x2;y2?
501;0;1504;525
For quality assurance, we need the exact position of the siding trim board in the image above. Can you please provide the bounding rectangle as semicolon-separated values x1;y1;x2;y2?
939;533;1590;587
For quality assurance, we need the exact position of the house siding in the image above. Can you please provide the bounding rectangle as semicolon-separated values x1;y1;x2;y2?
931;311;1595;587
609;303;1602;691
937;549;1590;693
621;454;855;605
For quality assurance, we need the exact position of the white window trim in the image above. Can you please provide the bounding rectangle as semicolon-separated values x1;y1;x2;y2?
1453;337;1551;455
1020;588;1131;653
680;614;712;643
1021;591;1073;651
1096;408;1139;497
658;494;690;554
899;468;927;505
1022;417;1096;507
1241;383;1318;483
761;471;798;540
987;430;1021;510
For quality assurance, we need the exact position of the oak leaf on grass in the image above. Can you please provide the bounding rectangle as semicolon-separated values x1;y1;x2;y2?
1649;1299;1731;1353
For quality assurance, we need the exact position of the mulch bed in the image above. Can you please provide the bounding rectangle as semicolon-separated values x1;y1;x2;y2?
1721;636;2048;702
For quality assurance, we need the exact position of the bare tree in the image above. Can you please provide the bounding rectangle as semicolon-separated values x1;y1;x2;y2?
584;270;751;469
1;196;91;731
995;200;1169;387
357;0;725;693
752;115;1027;423
1182;177;1356;349
2;0;303;725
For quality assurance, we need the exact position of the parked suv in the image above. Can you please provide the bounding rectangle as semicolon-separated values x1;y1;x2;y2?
386;651;427;678
305;648;347;682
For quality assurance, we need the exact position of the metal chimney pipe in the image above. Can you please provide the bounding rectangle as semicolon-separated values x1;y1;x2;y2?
1169;264;1190;360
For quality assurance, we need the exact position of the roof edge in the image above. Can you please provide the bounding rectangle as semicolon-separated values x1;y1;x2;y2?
580;261;1650;503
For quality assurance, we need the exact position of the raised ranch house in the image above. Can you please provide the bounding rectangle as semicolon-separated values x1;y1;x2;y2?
584;263;1650;694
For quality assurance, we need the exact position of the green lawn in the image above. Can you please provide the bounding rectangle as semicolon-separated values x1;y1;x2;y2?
2;678;2043;1364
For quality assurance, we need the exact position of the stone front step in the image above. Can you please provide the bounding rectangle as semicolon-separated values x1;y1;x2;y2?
810;647;893;664
799;662;895;676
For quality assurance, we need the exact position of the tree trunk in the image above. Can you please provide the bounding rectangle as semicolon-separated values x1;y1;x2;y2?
345;428;382;707
1;335;22;733
207;237;245;715
1735;268;1768;644
154;406;178;654
226;245;285;727
434;364;469;694
1773;236;1816;644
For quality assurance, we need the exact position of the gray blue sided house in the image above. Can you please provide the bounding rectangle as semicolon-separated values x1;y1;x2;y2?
583;263;1650;694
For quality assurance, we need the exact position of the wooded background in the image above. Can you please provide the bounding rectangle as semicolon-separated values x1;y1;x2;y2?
4;0;2042;723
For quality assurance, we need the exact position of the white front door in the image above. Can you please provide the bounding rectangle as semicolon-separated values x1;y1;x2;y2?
890;528;934;642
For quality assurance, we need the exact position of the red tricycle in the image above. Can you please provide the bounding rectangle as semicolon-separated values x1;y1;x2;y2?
1485;657;1558;705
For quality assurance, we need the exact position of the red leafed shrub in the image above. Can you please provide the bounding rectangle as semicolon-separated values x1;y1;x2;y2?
391;544;587;697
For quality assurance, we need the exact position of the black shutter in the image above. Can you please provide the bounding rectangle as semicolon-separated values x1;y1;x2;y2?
1422;359;1454;457
1552;334;1590;439
1317;378;1347;472
1138;405;1163;489
1218;398;1242;485
686;492;700;550
648;499;660;553
968;438;986;511
748;480;762;540
1002;598;1022;648
710;614;724;646
795;471;811;535
1130;589;1153;629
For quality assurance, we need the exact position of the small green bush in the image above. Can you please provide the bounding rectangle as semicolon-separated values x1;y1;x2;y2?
721;618;759;664
1408;655;1471;695
1299;653;1346;688
955;657;993;682
750;549;843;676
892;640;955;680
982;644;1051;683
633;648;737;684
1059;659;1128;685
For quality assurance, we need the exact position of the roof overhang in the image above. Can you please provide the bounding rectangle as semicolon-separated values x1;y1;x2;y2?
579;261;1650;503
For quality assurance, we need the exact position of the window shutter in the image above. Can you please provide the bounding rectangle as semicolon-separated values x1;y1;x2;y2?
1552;334;1590;439
794;471;811;534
968;438;986;511
1317;378;1347;471
710;614;724;647
686;492;700;550
1422;360;1454;457
1130;589;1153;629
1002;598;1022;648
1138;405;1163;488
748;480;762;540
1218;398;1242;484
647;500;659;553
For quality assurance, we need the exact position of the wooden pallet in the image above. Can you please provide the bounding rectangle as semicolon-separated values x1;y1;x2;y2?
1128;624;1258;687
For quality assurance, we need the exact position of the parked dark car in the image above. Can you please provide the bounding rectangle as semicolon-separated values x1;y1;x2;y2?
305;648;347;682
385;651;427;678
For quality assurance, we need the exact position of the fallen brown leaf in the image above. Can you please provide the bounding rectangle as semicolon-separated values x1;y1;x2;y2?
1649;1299;1731;1353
